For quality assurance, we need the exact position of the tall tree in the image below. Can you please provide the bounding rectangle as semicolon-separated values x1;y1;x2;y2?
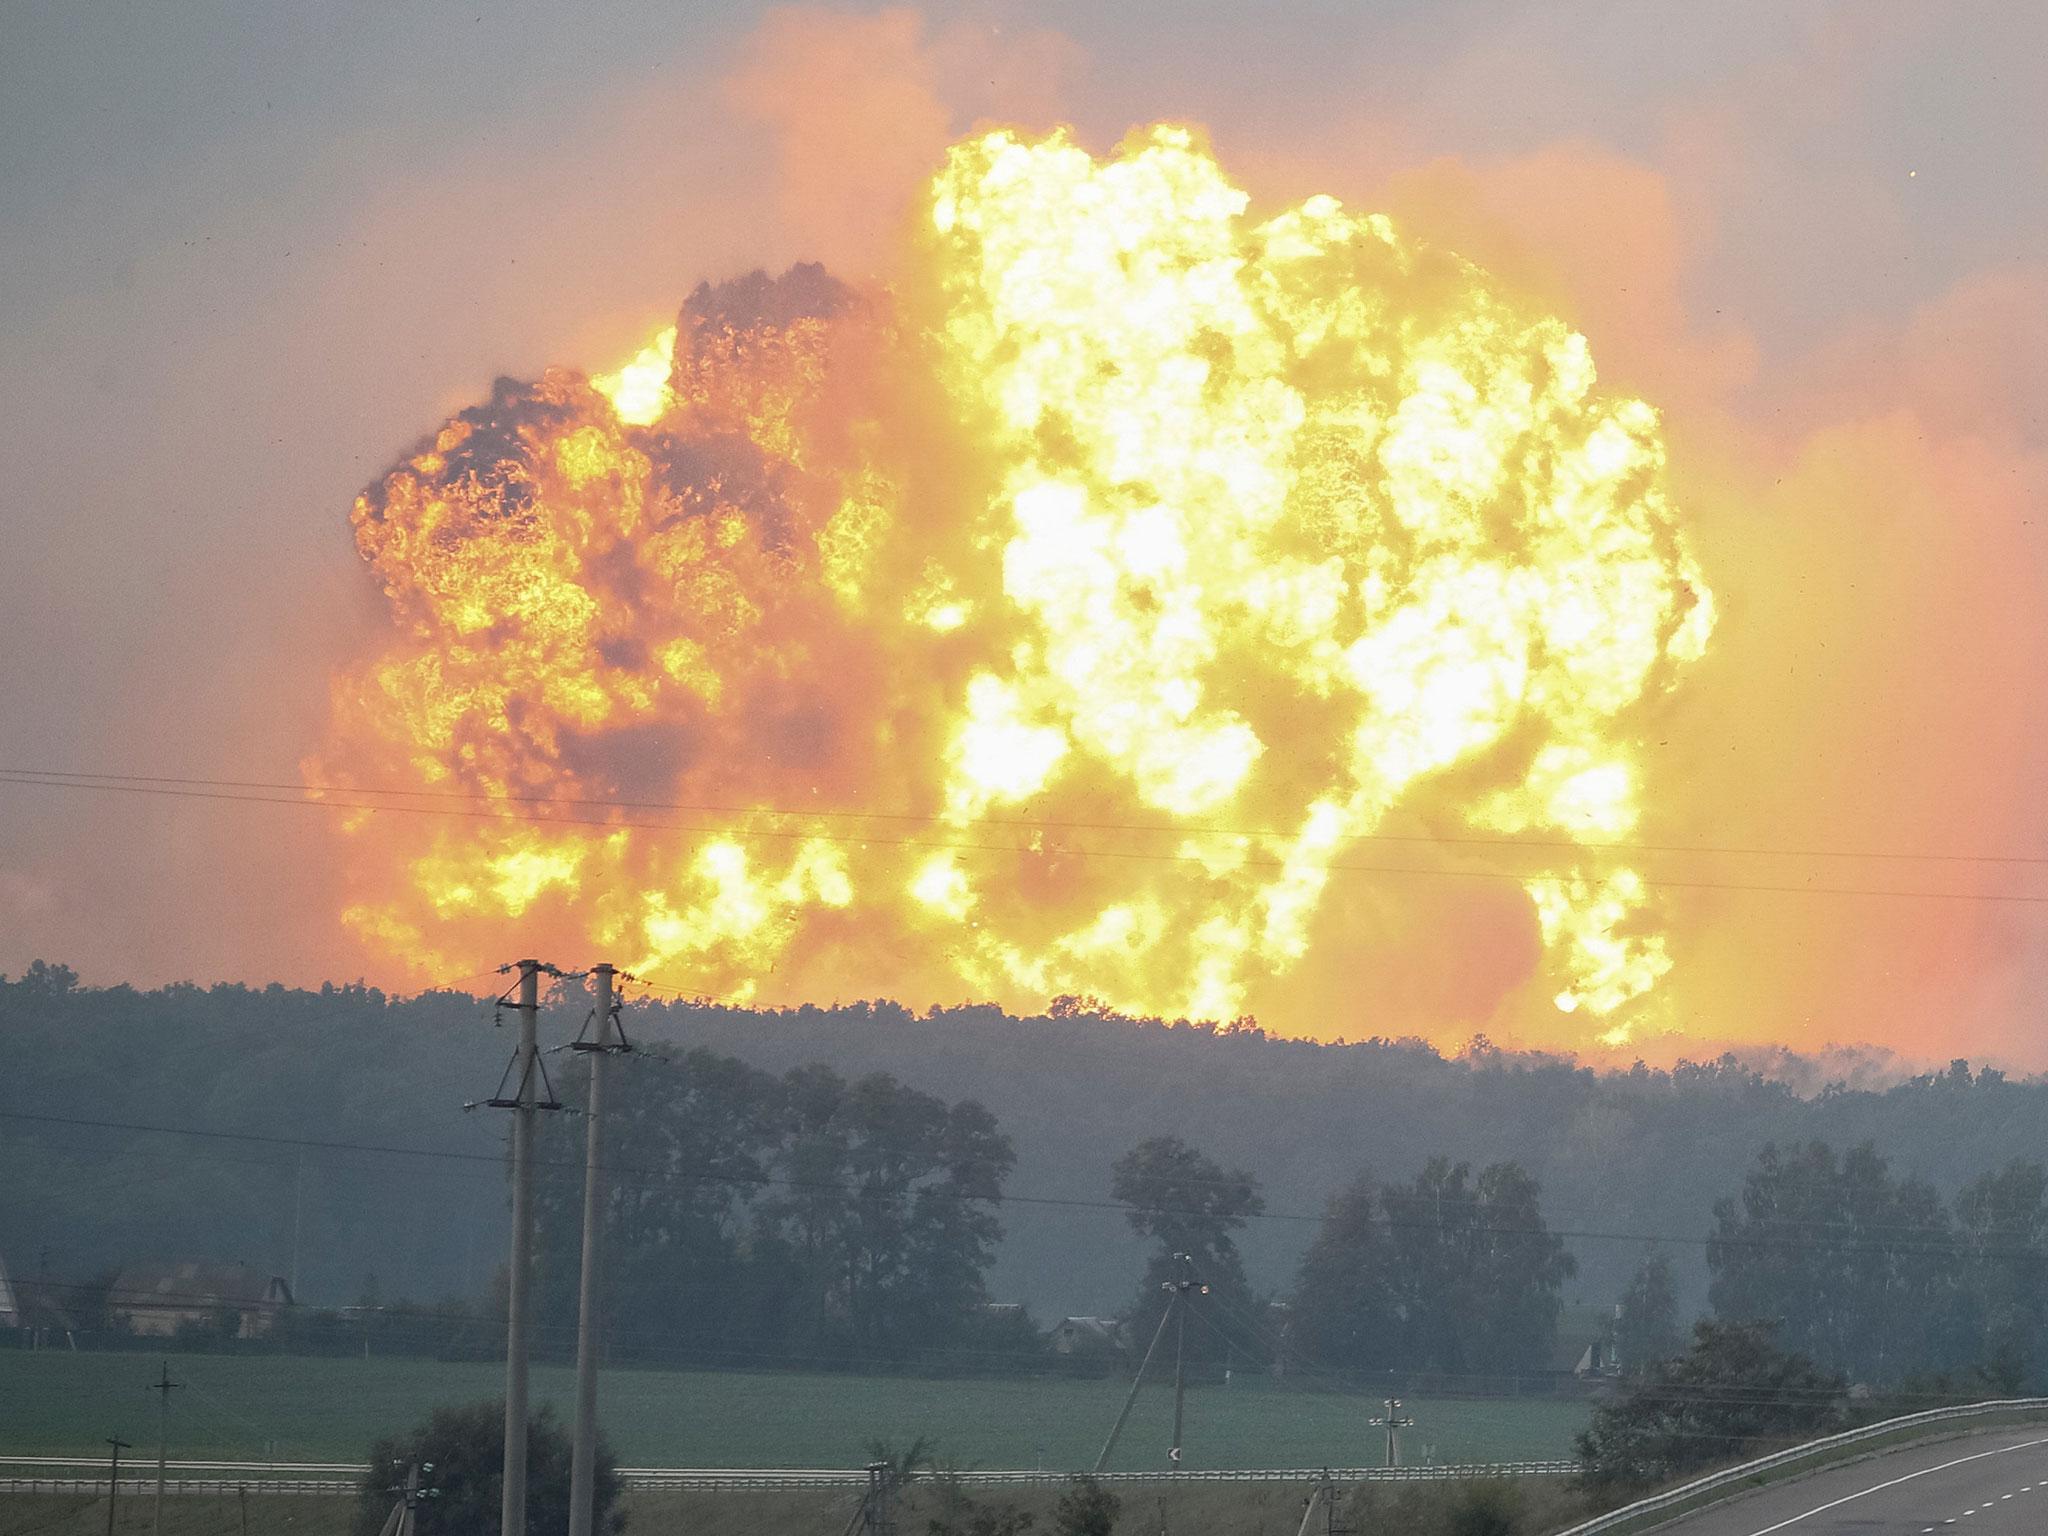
1111;1135;1265;1363
533;1047;785;1358
1615;1252;1682;1377
1291;1171;1397;1374
761;1067;1015;1359
1379;1158;1576;1377
1708;1140;1968;1383
1954;1159;2048;1381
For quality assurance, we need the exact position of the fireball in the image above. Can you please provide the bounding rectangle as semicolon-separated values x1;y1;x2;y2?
315;127;1713;1045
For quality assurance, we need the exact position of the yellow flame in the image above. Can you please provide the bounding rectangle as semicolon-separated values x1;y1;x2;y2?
593;325;677;426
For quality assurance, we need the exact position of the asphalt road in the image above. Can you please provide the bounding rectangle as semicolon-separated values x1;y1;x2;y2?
1663;1427;2048;1534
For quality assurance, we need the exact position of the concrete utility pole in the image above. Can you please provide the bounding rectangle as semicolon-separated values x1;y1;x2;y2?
147;1362;180;1536
1296;1472;1351;1536
487;958;559;1536
1095;1304;1177;1475
1095;1254;1209;1475
376;1459;440;1536
1166;1254;1205;1469
568;962;627;1536
1368;1398;1414;1468
104;1438;130;1536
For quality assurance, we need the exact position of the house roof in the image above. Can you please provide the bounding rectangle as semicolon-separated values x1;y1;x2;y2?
111;1261;291;1311
1056;1316;1121;1337
0;1252;80;1332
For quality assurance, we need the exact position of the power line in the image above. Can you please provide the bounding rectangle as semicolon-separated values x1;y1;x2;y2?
5;770;2048;909
6;1105;2045;1262
10;767;2046;869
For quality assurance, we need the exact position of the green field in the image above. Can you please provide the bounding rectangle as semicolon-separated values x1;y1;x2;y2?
0;1352;1586;1472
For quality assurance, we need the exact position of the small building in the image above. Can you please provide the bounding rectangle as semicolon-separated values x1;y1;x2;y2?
110;1261;293;1339
1052;1316;1127;1357
0;1251;81;1348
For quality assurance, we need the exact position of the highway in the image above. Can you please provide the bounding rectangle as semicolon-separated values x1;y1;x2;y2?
1660;1428;2048;1534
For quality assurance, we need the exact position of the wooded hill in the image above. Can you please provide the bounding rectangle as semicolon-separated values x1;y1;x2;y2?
3;963;2039;1334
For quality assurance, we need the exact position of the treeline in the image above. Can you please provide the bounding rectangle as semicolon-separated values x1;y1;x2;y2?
17;965;2048;1384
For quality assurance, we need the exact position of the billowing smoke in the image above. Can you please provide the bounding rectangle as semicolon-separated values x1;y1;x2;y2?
314;127;1714;1047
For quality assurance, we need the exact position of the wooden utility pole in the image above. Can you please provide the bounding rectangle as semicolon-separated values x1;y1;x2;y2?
104;1438;130;1536
147;1362;180;1536
568;963;628;1536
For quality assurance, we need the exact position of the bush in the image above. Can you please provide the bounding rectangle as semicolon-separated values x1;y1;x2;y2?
353;1399;622;1536
1443;1480;1519;1536
1052;1477;1120;1536
1576;1320;1844;1499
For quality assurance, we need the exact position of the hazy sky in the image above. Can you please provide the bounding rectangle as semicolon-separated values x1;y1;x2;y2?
3;2;2045;1060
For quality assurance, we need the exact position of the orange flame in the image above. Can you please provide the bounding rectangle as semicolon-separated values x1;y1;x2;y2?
314;128;1714;1045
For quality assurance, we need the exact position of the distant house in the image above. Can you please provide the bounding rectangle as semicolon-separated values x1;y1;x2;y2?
0;1251;82;1348
1571;1338;1619;1379
1052;1316;1127;1357
110;1261;293;1339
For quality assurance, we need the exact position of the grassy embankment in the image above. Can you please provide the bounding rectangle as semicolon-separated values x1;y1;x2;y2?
0;1477;1590;1536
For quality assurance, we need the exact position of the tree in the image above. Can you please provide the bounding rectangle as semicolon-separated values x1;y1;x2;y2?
1051;1477;1121;1536
1378;1159;1576;1377
353;1400;620;1536
13;959;78;995
1707;1141;1969;1383
533;1051;1016;1367
762;1068;1016;1360
1291;1172;1397;1373
534;1047;785;1360
1616;1252;1681;1377
1110;1135;1265;1363
1954;1160;2048;1383
1576;1320;1844;1498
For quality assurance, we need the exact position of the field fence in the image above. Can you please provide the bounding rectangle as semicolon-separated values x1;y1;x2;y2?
0;1458;1575;1495
0;1477;353;1497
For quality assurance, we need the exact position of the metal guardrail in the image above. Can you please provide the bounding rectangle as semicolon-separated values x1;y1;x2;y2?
1548;1396;2048;1536
0;1457;364;1474
616;1460;1577;1490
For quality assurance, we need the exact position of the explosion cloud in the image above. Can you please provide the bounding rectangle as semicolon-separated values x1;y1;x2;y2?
315;127;1715;1046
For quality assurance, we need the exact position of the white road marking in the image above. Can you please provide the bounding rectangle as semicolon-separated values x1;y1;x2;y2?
1743;1436;2048;1535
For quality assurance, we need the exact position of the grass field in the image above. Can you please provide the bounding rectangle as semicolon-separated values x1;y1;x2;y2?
0;1351;1587;1471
